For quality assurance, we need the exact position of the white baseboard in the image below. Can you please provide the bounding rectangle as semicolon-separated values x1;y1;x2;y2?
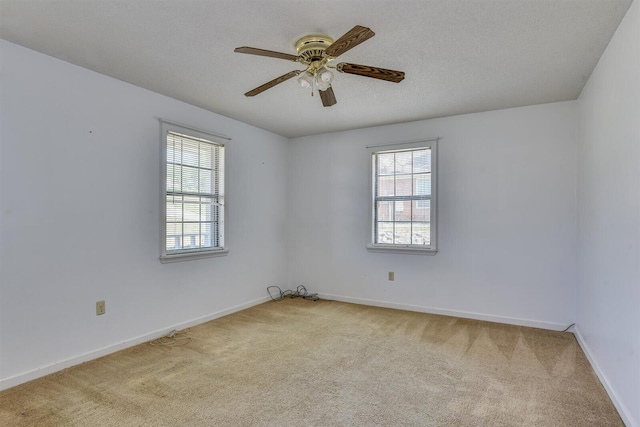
318;293;569;331
0;295;270;391
573;326;636;427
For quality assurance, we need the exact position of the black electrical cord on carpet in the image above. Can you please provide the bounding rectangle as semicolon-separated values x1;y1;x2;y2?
561;323;575;332
267;285;319;301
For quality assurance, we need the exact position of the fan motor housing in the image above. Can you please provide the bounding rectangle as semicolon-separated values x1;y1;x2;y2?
296;35;334;63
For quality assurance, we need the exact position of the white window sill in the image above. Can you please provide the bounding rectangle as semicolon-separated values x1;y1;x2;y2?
160;249;229;263
367;245;437;255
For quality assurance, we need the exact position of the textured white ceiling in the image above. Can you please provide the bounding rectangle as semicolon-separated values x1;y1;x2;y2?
0;0;633;138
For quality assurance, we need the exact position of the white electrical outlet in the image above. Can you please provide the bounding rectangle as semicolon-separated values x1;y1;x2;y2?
96;300;106;315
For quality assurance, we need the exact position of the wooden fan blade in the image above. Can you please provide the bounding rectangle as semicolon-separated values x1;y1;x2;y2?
324;25;375;57
337;62;405;83
244;70;302;97
234;46;299;62
319;86;337;107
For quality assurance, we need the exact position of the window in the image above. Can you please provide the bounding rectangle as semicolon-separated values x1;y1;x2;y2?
368;140;438;254
160;121;228;263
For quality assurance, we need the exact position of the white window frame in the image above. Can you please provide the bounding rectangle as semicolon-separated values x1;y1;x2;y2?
367;139;438;255
159;120;229;263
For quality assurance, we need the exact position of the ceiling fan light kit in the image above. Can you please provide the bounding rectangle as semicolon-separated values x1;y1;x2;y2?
234;25;405;107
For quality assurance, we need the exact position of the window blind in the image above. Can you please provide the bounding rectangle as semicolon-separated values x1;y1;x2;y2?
373;147;432;246
165;131;224;252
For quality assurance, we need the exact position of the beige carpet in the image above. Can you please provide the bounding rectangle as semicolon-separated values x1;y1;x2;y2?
0;299;623;426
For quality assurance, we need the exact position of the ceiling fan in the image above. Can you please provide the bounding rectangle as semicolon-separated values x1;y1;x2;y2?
234;25;405;107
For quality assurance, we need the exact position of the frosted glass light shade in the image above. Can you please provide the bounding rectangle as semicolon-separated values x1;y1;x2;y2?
319;69;334;83
297;72;314;88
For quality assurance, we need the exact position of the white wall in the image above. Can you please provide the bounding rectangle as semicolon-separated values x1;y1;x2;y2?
289;101;578;328
2;9;637;422
0;40;289;385
576;0;640;425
